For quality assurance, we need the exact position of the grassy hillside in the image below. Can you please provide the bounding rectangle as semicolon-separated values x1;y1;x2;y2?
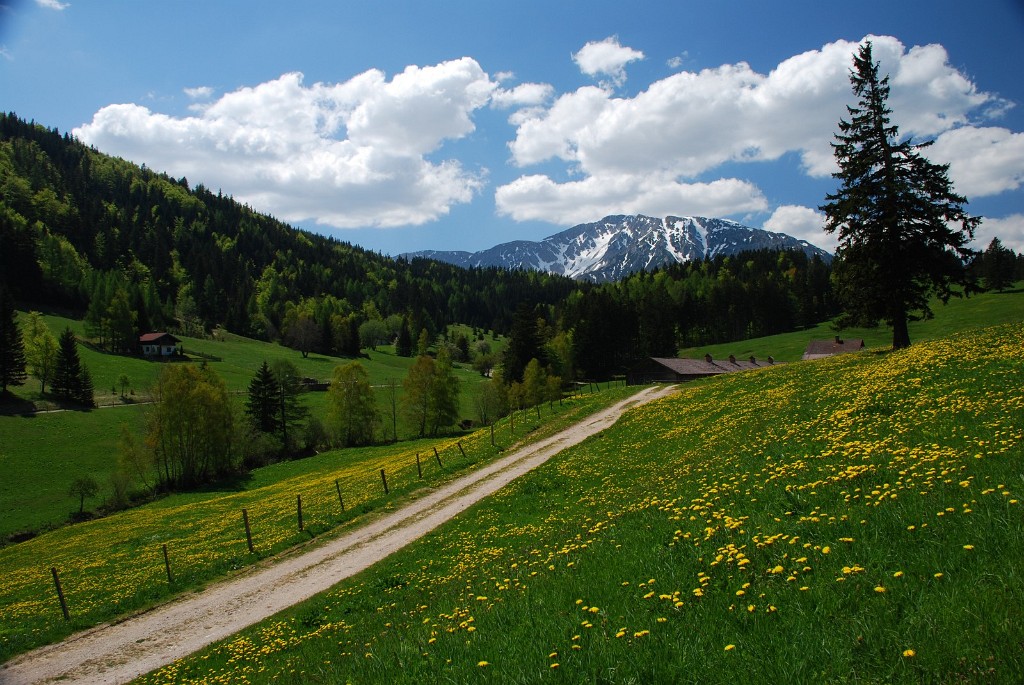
680;284;1023;362
0;314;500;540
131;322;1024;683
0;382;633;662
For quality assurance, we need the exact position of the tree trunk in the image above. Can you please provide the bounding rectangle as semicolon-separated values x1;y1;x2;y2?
891;312;911;350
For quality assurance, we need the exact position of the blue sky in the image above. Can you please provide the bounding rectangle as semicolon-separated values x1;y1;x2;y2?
2;0;1023;255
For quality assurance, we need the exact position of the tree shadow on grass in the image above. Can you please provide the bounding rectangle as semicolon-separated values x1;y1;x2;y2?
188;470;255;494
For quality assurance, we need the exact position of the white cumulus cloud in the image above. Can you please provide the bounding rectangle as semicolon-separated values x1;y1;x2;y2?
498;34;1008;227
763;205;834;253
974;214;1024;254
496;174;765;225
74;60;498;228
491;82;555;109
930;126;1024;197
183;86;214;100
573;37;644;88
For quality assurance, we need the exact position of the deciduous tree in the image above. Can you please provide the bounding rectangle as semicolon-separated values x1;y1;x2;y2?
327;361;379;446
820;42;979;349
147;363;236;489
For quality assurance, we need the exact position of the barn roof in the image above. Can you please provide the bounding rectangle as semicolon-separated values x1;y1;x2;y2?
802;337;865;360
139;332;180;344
648;354;777;376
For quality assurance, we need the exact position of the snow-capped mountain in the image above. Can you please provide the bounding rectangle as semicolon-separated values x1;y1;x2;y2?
404;215;832;283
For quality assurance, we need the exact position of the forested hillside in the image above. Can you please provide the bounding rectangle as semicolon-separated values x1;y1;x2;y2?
0;113;578;348
1;112;848;378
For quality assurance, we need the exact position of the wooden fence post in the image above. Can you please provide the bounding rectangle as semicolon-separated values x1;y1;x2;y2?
242;508;254;554
335;479;345;512
162;543;173;585
297;494;304;532
457;441;466;458
51;567;69;620
433;447;442;468
416;453;422;479
380;468;389;494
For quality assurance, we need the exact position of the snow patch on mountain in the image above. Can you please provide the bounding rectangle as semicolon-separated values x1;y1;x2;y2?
403;214;832;283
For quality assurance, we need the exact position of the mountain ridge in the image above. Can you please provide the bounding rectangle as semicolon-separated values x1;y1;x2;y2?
405;214;832;282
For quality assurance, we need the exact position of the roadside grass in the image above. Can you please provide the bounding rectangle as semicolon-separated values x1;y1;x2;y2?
136;323;1023;684
0;382;633;663
0;314;494;540
679;282;1023;362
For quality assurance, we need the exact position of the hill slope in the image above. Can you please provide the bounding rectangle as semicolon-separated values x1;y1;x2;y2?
124;323;1024;682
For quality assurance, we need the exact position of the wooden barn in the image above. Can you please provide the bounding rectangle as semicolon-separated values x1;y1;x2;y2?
627;353;777;385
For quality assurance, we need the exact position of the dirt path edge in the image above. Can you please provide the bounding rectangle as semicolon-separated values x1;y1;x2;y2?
0;385;676;685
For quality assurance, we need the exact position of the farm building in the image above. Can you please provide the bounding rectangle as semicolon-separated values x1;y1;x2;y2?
802;336;865;360
139;332;181;357
627;353;777;385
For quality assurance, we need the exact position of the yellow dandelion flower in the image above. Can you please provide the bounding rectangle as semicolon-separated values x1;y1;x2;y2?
874;586;886;593
893;571;904;578
963;545;974;550
903;649;915;658
724;644;736;651
477;661;490;667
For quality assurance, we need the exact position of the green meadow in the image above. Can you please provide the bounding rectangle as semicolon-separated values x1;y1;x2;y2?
680;285;1024;362
0;314;500;540
136;320;1024;684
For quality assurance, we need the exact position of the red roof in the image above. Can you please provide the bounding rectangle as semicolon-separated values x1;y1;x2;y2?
139;332;180;344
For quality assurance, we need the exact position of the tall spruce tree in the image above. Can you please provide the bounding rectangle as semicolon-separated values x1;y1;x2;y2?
246;360;281;434
821;42;979;349
0;286;27;394
52;327;83;401
978;237;1017;292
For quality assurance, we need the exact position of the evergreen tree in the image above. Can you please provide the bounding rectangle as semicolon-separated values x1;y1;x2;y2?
820;42;979;349
270;359;309;450
0;286;27;393
246;361;281;434
395;316;413;357
52;327;82;401
502;303;543;383
978;237;1016;292
76;365;95;407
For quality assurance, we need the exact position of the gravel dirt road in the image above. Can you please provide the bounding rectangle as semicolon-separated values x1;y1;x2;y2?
0;384;676;684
